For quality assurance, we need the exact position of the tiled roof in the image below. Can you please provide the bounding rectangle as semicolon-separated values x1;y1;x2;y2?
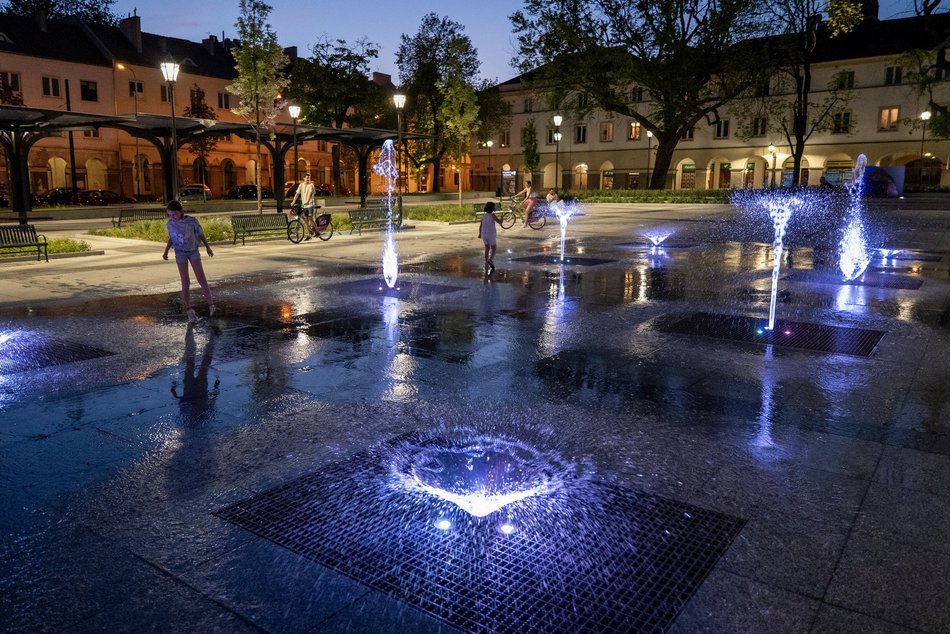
0;13;111;66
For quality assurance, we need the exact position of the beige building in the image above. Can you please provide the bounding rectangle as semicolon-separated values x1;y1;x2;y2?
473;11;948;195
0;12;334;200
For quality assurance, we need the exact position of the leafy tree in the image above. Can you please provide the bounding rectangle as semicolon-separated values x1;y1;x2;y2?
396;13;479;193
735;0;858;185
0;84;23;105
228;0;289;212
288;37;384;194
1;0;118;23
521;119;540;176
183;83;218;187
511;0;768;188
439;75;480;205
898;9;950;140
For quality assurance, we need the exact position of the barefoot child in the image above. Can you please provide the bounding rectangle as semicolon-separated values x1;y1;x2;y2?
162;200;215;323
478;201;503;272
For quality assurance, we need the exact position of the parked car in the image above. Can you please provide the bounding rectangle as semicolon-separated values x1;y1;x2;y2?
0;190;40;207
78;189;137;206
179;183;213;201
226;184;274;200
285;182;333;198
320;183;351;196
41;187;78;206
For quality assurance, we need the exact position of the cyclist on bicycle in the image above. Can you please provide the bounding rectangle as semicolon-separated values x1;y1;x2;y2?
515;180;539;227
290;173;318;240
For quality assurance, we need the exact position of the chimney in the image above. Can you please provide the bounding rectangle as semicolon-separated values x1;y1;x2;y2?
372;72;392;87
120;15;142;53
202;35;218;56
862;0;879;21
284;46;298;61
33;9;47;32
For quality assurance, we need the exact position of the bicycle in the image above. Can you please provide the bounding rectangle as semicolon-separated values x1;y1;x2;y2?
498;196;546;230
287;207;333;243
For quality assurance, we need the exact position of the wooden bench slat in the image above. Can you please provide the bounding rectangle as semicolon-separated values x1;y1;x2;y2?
0;223;48;262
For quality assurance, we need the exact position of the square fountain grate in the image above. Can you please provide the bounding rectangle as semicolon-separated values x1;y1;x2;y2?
0;332;114;374
782;270;923;290
216;439;744;634
659;312;885;357
511;255;617;267
325;279;466;299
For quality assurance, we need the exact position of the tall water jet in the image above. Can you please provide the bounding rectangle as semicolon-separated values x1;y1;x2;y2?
374;140;400;288
551;200;577;261
838;154;870;281
765;195;800;330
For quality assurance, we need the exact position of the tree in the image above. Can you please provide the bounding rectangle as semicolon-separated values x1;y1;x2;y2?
521;119;540;177
735;0;858;185
512;0;768;189
1;0;118;23
898;9;950;140
183;83;218;187
439;75;480;205
288;37;384;194
228;0;289;212
396;13;479;193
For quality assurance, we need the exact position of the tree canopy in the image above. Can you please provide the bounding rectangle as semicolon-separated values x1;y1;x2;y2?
1;0;118;23
511;0;768;188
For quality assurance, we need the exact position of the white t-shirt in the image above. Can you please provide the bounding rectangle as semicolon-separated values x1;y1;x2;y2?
480;212;497;243
294;181;316;208
166;216;203;252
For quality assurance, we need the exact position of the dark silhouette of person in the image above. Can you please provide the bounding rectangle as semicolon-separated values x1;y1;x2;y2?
170;325;220;424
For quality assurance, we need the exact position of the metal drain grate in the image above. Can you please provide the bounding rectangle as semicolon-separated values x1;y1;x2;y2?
511;255;616;267
782;270;923;290
216;439;744;634
325;279;466;299
0;331;114;374
660;312;885;356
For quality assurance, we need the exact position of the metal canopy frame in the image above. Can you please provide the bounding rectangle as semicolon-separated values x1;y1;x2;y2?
0;104;410;222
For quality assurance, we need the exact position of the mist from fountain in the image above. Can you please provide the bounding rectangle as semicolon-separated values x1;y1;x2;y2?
838;154;870;281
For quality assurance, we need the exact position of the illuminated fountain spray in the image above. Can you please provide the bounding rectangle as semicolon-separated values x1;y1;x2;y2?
838;154;870;282
551;200;577;261
764;196;800;330
641;229;673;247
374;139;399;288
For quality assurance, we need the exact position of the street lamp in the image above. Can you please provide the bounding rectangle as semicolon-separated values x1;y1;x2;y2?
485;139;493;192
288;103;301;185
552;114;563;191
159;59;180;201
768;144;777;189
646;130;653;188
116;63;141;200
920;110;932;160
392;93;406;226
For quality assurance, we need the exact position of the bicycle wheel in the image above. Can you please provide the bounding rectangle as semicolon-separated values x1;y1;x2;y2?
527;211;546;230
500;210;516;229
317;220;334;241
287;218;305;243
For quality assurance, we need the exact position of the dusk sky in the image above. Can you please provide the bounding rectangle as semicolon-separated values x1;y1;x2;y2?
110;0;920;85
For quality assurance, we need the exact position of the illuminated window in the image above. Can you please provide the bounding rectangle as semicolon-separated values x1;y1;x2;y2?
878;106;900;130
628;121;641;140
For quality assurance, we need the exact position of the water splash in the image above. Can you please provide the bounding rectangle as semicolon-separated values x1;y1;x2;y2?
641;229;673;247
838;153;870;281
374;140;400;288
551;200;579;261
389;434;575;517
764;197;798;329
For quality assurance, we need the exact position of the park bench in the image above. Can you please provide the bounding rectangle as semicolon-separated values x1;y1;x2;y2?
347;199;392;235
0;224;48;262
112;207;167;228
230;213;289;245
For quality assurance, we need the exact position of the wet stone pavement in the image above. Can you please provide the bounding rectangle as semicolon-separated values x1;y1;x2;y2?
1;200;950;633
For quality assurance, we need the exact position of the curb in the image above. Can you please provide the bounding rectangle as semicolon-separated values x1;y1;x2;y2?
1;250;106;264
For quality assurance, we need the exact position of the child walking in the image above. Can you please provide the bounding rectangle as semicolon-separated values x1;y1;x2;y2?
162;200;215;323
478;201;503;272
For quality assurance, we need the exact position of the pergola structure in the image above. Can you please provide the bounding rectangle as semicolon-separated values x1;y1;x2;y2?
0;104;410;224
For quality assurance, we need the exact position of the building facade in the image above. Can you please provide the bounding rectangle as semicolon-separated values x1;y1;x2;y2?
472;11;949;195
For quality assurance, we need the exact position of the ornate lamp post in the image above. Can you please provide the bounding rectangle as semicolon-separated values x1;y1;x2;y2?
552;114;563;191
116;63;141;200
486;139;493;192
768;144;777;189
393;93;406;226
159;59;180;201
288;103;301;185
